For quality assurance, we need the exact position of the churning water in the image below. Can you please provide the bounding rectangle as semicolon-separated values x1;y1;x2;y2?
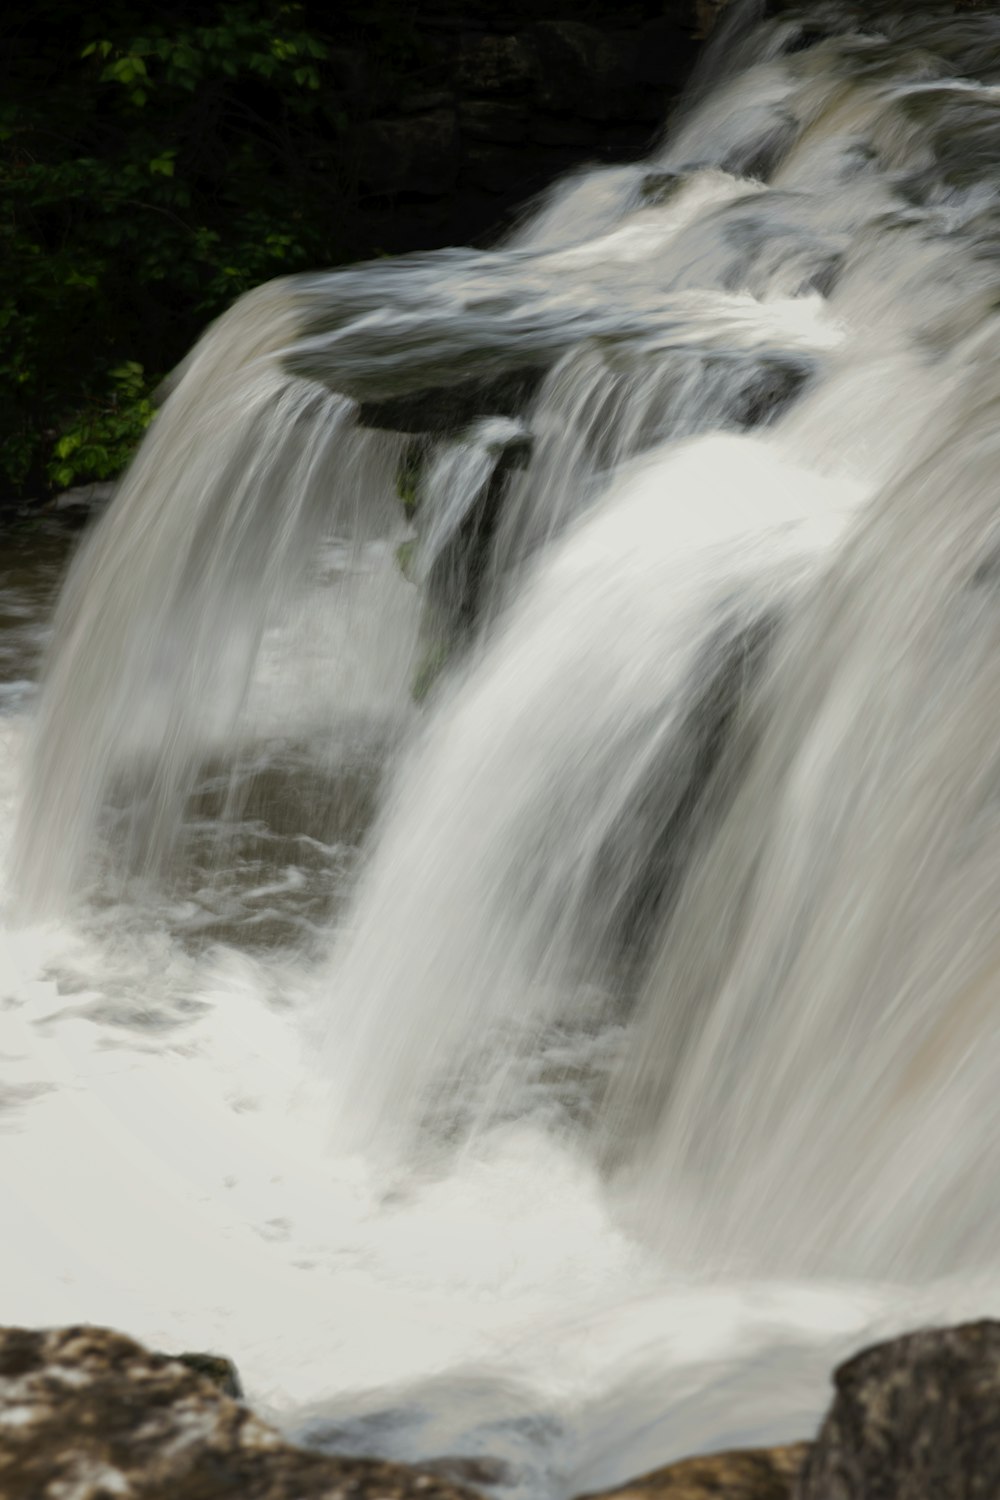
6;1;1000;1493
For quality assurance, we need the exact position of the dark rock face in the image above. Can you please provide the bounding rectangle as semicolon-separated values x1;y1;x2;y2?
0;1325;484;1500
344;1;732;253
796;1320;1000;1500
359;111;461;198
456;33;537;97
529;22;638;120
577;1445;810;1499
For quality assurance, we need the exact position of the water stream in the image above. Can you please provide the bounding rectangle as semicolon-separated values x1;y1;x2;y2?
5;2;1000;1495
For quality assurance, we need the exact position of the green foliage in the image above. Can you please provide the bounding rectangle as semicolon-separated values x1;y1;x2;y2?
395;539;418;581
0;1;354;498
395;445;425;519
412;641;452;703
48;363;156;490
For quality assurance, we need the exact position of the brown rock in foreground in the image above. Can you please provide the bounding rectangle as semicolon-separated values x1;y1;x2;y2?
0;1325;484;1500
796;1320;1000;1499
8;1319;1000;1500
577;1444;809;1500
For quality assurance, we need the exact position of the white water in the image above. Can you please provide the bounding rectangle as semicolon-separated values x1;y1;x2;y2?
6;2;1000;1494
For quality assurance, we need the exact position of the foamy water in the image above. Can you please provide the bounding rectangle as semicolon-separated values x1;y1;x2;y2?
6;2;1000;1494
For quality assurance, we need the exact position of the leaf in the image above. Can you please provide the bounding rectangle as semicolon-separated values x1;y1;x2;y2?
110;360;144;381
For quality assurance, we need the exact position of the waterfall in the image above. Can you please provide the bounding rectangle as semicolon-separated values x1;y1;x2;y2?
13;285;410;912
15;0;1000;1301
314;0;1000;1282
320;432;861;1155
607;356;1000;1279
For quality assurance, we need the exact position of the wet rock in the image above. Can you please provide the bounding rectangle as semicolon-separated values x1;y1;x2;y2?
639;171;686;207
50;480;116;514
0;1324;485;1500
728;356;812;428
357;369;543;434
576;1445;810;1500
796;1320;1000;1499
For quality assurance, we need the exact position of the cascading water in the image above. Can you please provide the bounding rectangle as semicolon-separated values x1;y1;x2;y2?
6;1;1000;1494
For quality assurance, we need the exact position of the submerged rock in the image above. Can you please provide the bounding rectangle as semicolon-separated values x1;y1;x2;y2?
576;1446;809;1500
796;1320;1000;1499
0;1325;485;1500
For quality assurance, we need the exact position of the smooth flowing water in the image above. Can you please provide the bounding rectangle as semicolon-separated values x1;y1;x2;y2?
6;2;1000;1494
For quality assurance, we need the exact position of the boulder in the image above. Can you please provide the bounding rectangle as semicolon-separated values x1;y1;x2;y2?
796;1320;1000;1499
0;1324;484;1500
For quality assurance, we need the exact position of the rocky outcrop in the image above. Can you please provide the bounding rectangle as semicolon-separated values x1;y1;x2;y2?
7;1320;1000;1500
581;1324;1000;1498
579;1445;809;1499
172;1348;245;1399
796;1320;1000;1499
0;1325;482;1500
